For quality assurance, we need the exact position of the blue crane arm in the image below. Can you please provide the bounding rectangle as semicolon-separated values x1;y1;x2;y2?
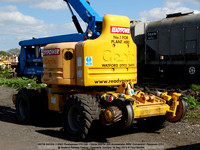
19;0;102;47
18;0;103;78
19;33;85;47
65;0;102;23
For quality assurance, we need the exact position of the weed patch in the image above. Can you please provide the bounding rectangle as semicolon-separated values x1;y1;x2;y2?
0;77;46;89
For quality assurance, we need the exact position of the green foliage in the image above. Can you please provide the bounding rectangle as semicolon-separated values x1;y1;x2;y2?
7;48;20;56
0;67;13;78
184;109;200;124
185;110;200;119
0;51;9;56
191;84;200;91
0;48;20;57
183;96;200;109
0;77;46;89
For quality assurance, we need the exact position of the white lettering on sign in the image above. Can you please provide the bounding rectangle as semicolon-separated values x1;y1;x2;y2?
110;26;130;34
43;48;60;56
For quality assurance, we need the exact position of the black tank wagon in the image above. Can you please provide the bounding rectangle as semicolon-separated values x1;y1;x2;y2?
131;12;200;83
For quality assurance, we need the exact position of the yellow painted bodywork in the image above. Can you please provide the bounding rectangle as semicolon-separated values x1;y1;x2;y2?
43;42;77;85
42;15;182;121
43;15;137;86
102;88;183;120
77;15;137;86
48;93;64;111
133;103;170;119
161;92;172;101
132;92;183;119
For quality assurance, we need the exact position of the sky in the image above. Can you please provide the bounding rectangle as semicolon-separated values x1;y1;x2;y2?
0;0;200;51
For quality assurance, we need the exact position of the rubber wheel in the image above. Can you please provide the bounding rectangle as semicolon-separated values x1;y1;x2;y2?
137;115;166;131
166;97;188;122
63;94;100;141
16;88;40;124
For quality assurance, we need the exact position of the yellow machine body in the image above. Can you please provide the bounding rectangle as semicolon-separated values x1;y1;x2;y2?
43;15;137;86
102;87;183;121
14;8;187;141
43;15;185;123
43;42;77;85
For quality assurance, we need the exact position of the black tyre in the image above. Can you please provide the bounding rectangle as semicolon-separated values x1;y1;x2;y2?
16;88;40;123
137;115;166;131
63;94;100;141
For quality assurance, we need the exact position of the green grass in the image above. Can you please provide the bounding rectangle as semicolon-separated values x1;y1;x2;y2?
183;96;200;109
0;67;13;78
182;95;200;124
191;84;200;91
0;67;46;89
0;77;46;89
184;109;200;124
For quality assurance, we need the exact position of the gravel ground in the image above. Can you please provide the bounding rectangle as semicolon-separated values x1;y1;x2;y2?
0;86;199;150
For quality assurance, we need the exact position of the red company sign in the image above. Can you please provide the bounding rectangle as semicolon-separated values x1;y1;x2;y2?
110;26;130;34
43;48;60;56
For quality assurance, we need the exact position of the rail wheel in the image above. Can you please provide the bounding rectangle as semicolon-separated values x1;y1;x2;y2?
124;101;134;129
166;97;188;122
16;88;40;123
63;94;100;141
110;100;134;130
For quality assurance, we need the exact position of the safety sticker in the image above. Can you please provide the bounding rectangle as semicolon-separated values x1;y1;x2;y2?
51;97;56;104
77;70;82;78
77;57;82;67
85;56;93;66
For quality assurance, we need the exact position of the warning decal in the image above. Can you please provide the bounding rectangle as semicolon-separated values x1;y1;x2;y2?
110;26;130;34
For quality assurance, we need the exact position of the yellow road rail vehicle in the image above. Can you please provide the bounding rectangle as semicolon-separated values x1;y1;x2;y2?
13;0;187;141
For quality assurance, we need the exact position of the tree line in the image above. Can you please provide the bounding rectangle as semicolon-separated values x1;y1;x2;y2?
0;48;20;56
